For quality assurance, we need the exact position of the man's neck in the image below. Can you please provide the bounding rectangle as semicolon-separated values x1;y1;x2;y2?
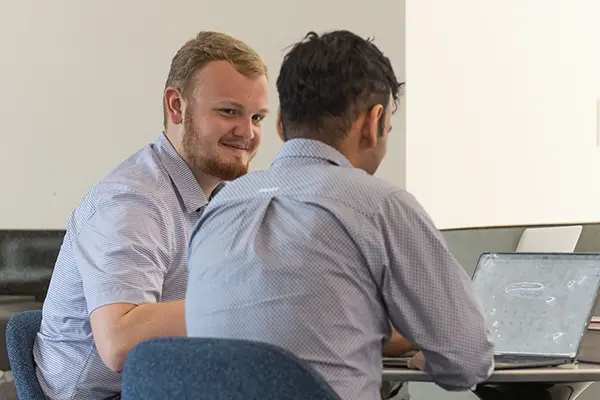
194;172;222;202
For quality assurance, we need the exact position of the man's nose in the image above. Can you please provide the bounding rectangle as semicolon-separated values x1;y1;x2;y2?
232;118;255;138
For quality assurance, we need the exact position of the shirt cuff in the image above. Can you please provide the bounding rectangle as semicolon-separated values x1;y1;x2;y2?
86;288;158;314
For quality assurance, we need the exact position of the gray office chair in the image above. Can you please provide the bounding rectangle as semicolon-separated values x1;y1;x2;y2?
6;310;46;399
122;337;341;400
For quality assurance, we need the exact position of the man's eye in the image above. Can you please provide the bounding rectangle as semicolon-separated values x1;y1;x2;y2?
220;109;236;116
252;115;265;126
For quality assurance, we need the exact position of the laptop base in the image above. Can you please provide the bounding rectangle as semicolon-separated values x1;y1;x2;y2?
493;358;570;370
382;357;571;370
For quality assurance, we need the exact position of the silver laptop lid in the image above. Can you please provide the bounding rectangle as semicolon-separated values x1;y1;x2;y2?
472;252;600;358
516;226;582;253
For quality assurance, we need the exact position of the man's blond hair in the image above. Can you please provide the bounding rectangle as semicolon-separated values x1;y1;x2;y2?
163;31;268;128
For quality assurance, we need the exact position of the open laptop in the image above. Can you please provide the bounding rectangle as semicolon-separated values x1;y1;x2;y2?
383;252;600;370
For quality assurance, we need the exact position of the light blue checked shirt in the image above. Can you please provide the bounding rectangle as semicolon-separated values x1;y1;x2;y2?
186;139;494;400
34;133;206;400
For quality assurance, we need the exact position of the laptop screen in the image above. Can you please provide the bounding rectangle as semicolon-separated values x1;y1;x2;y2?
472;253;600;358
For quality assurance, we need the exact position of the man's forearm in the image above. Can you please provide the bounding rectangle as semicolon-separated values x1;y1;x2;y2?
383;329;415;357
92;300;186;372
120;299;186;336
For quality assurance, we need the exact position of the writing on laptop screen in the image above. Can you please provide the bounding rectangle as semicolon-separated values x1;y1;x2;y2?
472;253;600;358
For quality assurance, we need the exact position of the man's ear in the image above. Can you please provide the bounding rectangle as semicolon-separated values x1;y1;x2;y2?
164;87;184;125
359;104;383;149
276;107;285;142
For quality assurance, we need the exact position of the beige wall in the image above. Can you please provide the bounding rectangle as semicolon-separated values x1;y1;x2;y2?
0;0;405;229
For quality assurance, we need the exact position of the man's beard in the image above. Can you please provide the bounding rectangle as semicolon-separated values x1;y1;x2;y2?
182;108;250;182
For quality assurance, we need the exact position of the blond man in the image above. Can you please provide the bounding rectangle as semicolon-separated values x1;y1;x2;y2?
33;32;270;400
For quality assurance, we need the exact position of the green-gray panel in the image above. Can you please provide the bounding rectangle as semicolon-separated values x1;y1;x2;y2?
441;227;524;275
575;225;600;316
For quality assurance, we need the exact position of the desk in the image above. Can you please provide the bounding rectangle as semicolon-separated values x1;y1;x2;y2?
383;363;600;400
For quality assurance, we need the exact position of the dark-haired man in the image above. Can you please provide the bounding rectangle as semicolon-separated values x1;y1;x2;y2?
186;30;494;400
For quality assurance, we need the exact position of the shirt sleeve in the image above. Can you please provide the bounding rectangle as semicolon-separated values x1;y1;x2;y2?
71;190;171;314
378;190;494;390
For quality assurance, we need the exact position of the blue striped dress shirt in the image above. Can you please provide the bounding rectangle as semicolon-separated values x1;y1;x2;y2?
186;138;495;400
34;133;205;399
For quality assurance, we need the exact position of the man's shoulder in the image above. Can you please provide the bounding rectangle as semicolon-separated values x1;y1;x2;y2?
347;170;402;196
102;144;170;193
69;144;173;228
213;165;407;213
330;171;416;215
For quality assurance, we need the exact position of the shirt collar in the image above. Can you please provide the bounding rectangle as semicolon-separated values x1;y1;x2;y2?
271;138;353;168
154;132;207;213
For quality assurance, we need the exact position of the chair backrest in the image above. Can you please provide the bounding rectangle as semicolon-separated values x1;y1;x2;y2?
122;337;341;400
6;310;46;399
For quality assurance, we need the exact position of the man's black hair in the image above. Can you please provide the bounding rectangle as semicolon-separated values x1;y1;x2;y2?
276;30;404;146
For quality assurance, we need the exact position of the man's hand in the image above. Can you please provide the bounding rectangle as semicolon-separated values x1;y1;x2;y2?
407;351;425;371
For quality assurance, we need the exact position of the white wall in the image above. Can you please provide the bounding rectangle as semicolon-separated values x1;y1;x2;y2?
405;0;600;229
0;0;405;229
10;0;598;232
